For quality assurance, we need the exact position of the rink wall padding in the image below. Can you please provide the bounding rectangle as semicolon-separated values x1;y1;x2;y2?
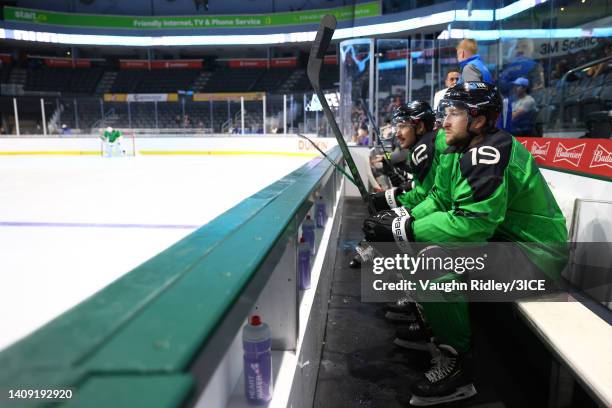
0;147;342;408
0;135;338;156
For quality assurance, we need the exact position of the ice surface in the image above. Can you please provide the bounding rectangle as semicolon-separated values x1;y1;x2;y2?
0;155;312;350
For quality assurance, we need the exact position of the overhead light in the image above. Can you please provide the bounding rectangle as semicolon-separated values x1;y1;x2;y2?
560;7;565;11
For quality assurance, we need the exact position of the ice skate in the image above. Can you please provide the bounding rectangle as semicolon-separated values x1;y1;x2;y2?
384;297;418;323
349;240;374;268
409;345;477;406
393;321;432;351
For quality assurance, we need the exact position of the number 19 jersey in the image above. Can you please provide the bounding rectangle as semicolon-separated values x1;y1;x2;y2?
410;130;568;277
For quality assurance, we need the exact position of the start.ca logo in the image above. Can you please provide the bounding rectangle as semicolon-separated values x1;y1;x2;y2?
552;142;586;167
530;141;550;160
590;144;612;169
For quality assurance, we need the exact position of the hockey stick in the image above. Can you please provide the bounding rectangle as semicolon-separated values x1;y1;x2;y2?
307;14;373;213
297;133;357;186
359;98;384;149
359;98;406;185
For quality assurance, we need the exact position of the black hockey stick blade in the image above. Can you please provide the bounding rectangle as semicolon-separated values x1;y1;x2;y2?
307;15;372;212
297;133;357;186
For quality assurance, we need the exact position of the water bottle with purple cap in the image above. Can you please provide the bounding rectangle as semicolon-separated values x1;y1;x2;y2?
243;315;273;405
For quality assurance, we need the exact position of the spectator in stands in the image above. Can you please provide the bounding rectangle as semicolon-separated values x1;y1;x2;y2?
499;39;544;95
511;77;537;136
433;69;461;109
551;59;569;83
456;39;492;84
353;124;370;146
61;124;71;136
586;43;612;78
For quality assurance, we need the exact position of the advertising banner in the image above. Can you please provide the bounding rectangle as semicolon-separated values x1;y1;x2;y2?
120;59;203;69
517;137;612;180
120;93;178;102
323;55;338;65
228;59;267;69
4;2;380;30
43;57;90;68
192;92;265;101
119;60;148;69
151;60;202;69
103;94;128;102
270;57;297;68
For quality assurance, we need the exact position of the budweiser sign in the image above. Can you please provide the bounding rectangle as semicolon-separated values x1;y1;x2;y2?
530;141;550;159
552;142;586;167
590;144;612;169
516;137;612;179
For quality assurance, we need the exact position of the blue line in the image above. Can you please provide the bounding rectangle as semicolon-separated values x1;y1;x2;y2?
0;221;200;230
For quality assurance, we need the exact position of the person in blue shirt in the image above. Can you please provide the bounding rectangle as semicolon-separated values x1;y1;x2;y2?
456;39;492;84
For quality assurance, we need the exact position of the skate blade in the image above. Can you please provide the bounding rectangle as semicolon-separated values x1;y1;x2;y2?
385;311;417;323
409;384;477;406
393;338;430;351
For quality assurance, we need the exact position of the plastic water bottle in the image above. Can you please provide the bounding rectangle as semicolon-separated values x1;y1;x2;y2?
302;215;315;255
315;196;327;228
298;236;311;290
243;315;273;405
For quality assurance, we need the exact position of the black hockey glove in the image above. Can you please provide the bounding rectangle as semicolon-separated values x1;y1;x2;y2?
363;208;414;254
381;157;405;186
369;181;416;212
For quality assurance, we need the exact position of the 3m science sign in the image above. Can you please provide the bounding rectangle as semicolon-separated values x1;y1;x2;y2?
517;137;612;180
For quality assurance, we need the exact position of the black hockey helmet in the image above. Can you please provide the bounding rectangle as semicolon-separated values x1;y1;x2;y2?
391;100;435;132
437;82;502;130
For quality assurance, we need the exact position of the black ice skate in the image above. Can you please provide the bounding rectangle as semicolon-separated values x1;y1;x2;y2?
349;240;375;268
409;345;477;406
384;297;418;323
393;321;433;351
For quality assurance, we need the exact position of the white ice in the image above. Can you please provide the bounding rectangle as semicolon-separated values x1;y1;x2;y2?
0;155;312;351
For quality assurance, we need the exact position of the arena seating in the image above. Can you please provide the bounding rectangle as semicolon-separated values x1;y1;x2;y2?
109;69;201;93
201;68;266;93
24;67;105;95
5;62;341;96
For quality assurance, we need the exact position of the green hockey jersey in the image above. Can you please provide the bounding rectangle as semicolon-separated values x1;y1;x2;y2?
397;129;447;209
103;129;122;143
410;130;568;276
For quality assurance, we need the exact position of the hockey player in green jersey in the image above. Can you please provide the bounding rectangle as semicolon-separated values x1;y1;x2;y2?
362;82;567;406
350;101;446;270
369;100;446;212
101;126;124;157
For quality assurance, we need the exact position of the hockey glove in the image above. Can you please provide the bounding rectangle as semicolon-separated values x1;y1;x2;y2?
363;208;414;255
369;181;416;212
381;158;405;187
